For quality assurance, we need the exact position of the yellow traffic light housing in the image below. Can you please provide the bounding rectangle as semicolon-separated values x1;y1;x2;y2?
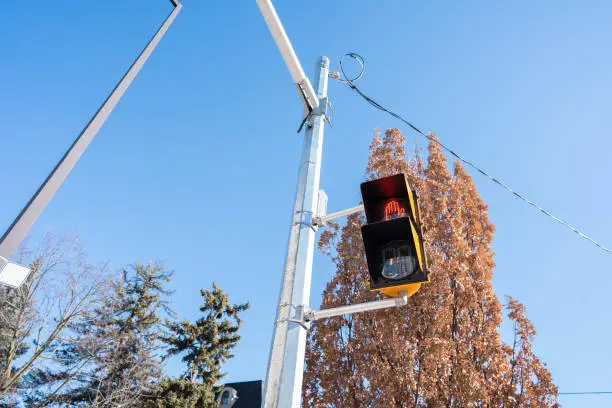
360;174;429;297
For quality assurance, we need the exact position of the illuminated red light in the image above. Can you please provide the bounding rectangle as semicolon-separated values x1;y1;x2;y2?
383;199;406;220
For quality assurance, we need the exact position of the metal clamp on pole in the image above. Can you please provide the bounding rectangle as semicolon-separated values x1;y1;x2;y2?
276;304;311;330
305;292;409;322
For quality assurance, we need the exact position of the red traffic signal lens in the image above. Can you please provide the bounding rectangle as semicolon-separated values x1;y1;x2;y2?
379;198;408;221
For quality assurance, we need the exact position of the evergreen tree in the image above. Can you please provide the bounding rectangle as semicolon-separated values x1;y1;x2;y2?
303;129;559;407
149;283;249;408
31;263;173;407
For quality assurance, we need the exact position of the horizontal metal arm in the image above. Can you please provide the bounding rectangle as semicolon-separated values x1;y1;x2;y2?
312;204;364;226
305;293;408;322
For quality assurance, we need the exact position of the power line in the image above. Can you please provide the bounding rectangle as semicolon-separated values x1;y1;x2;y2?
560;391;612;396
335;53;612;255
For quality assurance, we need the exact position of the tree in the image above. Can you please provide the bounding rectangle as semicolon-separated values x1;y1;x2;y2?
27;262;173;407
303;129;559;407
0;235;105;407
149;283;249;408
0;237;102;404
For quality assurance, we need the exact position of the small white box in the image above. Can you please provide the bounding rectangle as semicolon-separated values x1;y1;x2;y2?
0;257;31;288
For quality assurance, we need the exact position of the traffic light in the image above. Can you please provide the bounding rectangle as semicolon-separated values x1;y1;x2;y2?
360;173;429;297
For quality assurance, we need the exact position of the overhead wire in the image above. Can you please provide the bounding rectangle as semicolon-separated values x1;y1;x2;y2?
559;391;612;395
335;52;612;255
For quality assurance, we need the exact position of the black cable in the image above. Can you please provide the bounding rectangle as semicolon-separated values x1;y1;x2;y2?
336;53;612;255
559;391;612;395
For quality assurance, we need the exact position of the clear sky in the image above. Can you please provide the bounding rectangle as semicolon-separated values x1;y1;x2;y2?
2;1;612;406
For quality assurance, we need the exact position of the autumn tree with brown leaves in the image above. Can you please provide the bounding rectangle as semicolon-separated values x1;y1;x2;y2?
303;129;559;407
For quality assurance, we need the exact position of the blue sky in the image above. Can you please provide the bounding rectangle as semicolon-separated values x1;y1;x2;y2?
2;1;612;406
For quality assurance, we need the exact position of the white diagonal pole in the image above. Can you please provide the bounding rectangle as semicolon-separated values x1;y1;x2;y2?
0;2;182;262
256;0;319;111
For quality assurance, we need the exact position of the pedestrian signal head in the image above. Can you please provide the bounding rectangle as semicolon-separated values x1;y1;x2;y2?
360;174;429;297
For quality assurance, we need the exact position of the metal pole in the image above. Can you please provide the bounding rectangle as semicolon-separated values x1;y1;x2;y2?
0;3;183;259
263;56;329;408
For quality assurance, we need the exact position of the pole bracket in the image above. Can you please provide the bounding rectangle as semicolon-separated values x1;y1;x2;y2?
277;303;311;330
295;210;318;232
297;96;332;133
296;79;318;112
317;97;333;128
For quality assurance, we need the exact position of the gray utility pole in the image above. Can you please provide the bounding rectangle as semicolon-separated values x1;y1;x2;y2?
258;2;411;406
256;1;327;404
0;1;182;272
263;56;329;408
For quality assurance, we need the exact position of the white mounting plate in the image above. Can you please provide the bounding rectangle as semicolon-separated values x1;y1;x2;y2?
0;257;30;288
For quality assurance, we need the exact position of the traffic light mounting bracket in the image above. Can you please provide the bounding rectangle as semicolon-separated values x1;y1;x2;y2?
277;292;409;326
311;204;365;227
304;291;408;322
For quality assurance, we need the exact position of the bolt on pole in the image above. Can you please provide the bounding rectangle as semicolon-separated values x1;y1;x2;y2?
0;3;182;261
263;56;330;408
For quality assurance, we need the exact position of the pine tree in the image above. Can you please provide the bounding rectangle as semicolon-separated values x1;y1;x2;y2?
31;262;173;407
303;129;559;407
149;283;249;408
